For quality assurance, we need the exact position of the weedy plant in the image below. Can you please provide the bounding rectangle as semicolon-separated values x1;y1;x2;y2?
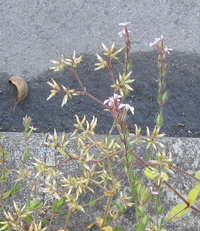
0;22;200;231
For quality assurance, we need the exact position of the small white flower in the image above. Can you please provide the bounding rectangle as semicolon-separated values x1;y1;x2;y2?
119;22;131;26
149;37;161;47
104;94;121;107
118;22;131;37
164;46;173;54
29;126;37;131
119;103;134;115
118;29;131;38
149;187;158;195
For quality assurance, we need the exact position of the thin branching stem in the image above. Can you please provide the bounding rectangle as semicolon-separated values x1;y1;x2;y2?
87;135;115;185
64;208;72;231
89;179;111;194
108;60;116;86
170;164;200;183
64;67;110;109
101;195;113;228
0;143;6;209
46;214;55;231
133;150;200;214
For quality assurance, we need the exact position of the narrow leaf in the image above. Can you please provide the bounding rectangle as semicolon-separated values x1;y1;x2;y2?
114;226;122;231
170;204;189;219
188;188;199;206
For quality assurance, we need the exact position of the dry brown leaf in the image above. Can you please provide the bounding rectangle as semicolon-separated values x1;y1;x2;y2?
9;76;28;110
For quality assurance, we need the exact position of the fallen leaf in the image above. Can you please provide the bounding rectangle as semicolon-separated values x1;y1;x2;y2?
9;76;28;110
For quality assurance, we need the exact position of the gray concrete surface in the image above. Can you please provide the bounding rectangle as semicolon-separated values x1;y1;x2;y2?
1;132;200;230
1;0;200;230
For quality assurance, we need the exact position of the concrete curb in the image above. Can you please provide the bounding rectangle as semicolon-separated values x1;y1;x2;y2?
1;132;200;230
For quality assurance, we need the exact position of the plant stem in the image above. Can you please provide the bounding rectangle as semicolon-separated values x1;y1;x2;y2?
46;214;55;231
135;198;139;225
0;144;6;208
101;195;113;228
87;136;115;185
64;67;110;109
108;61;116;86
133;149;200;214
64;208;72;231
107;121;116;141
171;165;200;183
89;179;111;194
0;197;9;214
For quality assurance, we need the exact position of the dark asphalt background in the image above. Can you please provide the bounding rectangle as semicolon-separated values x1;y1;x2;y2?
0;0;200;137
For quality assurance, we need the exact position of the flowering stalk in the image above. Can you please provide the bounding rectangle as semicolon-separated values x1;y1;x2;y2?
117;22;144;228
150;35;173;129
119;22;132;76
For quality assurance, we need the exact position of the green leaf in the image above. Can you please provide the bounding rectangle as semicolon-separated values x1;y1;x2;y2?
161;172;168;181
157;205;165;214
27;197;31;208
145;153;150;161
144;168;156;180
188;188;199;206
156;113;163;128
81;171;86;178
157;94;161;105
165;216;176;222
134;223;139;230
119;207;127;214
89;195;97;206
162;65;166;78
114;226;123;231
0;218;11;230
159;79;166;91
162;91;168;105
2;191;11;199
58;210;67;214
138;205;145;214
170;204;189;219
27;129;33;138
0;170;10;183
124;88;129;98
25;214;32;225
89;201;97;206
23;149;29;162
30;198;41;210
11;186;21;196
52;197;66;212
127;153;134;163
41;220;48;227
111;200;120;210
127;62;131;71
102;162;105;170
196;183;200;191
105;216;110;226
156;187;163;203
160;217;165;228
141;214;149;230
195;170;200;179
